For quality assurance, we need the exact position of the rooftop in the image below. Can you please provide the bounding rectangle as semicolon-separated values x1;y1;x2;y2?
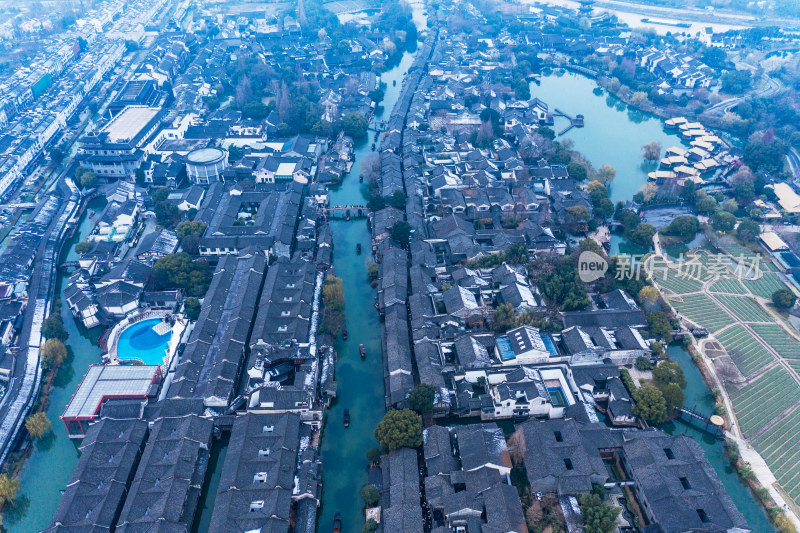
100;105;161;143
62;365;160;420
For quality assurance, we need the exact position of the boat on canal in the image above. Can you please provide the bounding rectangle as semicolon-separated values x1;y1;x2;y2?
359;343;366;358
333;513;342;533
371;143;375;151
356;243;361;254
343;409;350;428
342;327;348;340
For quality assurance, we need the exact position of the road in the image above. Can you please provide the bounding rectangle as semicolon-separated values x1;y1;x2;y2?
787;147;800;187
706;68;782;115
0;171;81;466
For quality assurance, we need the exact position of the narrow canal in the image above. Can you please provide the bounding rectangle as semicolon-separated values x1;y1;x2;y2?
8;196;107;532
317;45;419;533
531;71;773;530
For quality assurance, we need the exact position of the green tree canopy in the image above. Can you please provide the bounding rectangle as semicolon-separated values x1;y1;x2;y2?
184;297;201;320
343;112;368;139
74;240;92;254
408;383;436;414
652;361;687;389
366;447;382;464
659;382;685;412
736;219;761;243
578;493;621;533
374;409;422;452
153;253;211;296
175;221;207;239
42;314;68;341
632;386;667;425
361;484;380;506
773;289;796;310
710;211;736;233
0;474;20;508
390;220;411;246
629;223;656;247
663;216;699;242
492;303;516;333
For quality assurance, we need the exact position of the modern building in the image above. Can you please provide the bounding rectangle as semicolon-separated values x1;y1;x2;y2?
185;147;228;184
77;105;163;178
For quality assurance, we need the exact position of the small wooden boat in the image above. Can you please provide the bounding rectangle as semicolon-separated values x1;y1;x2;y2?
343;409;351;428
346;212;351;221
359;344;366;358
393;79;396;86
333;513;342;533
359;175;363;182
342;327;348;340
371;143;376;151
89;210;96;218
356;243;361;254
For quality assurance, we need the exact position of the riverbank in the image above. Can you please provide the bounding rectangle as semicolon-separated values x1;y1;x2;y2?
5;196;106;532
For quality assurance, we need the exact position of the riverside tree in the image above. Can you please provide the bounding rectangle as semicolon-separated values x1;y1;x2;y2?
25;412;52;439
374;409;422;452
408;383;435;414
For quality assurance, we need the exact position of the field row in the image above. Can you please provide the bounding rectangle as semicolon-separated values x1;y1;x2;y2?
708;278;747;296
743;273;788;299
753;405;800;504
716;325;774;377
728;367;800;438
670;293;731;332
715;294;774;323
750;324;800;359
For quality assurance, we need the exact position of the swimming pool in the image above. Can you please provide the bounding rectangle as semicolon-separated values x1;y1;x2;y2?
116;318;171;366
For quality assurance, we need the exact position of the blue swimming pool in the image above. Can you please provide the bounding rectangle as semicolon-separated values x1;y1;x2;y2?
116;318;171;366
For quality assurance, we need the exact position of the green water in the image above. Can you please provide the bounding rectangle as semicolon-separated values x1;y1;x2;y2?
665;344;775;532
531;72;687;204
317;47;419;533
7;196;107;532
192;432;230;533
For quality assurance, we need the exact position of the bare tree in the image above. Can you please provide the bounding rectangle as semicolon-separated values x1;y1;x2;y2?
641;141;662;162
507;428;527;466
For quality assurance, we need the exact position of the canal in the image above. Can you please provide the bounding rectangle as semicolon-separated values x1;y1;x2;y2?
532;70;773;530
8;196;107;532
316;44;420;533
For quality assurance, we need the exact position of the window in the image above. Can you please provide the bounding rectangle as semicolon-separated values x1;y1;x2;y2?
278;325;288;332
696;509;709;523
554;431;563;442
564;458;573;470
680;477;692;490
258;448;271;456
283;296;293;302
253;472;267;483
250;501;264;512
263;425;274;433
664;448;674;460
281;311;291;317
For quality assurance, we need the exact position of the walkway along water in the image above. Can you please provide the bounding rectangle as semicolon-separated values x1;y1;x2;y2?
317;46;421;533
530;70;774;530
8;196;107;532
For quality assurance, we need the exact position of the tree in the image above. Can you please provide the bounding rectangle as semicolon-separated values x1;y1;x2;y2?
390;220;411;246
629;91;650;108
361;484;380;506
374;409;422;452
641;141;662;162
366;448;382;464
408;383;435;414
80;171;97;189
632;386;667;425
629;223;656;247
711;211;736;233
153;253;211;296
653;362;686;389
25;412;51;439
492;303;516;333
390;190;407;209
42;338;67;369
639;182;658;203
42;314;68;341
343;112;368;139
645;310;672;341
635;356;653;371
74;240;92;254
184;297;201;320
660;382;685;412
721;69;752;94
695;194;718;215
175;221;206;239
736;219;761;243
664;216;700;242
135;167;146;186
50;146;65;165
0;474;20;508
597;164;616;184
363;519;379;533
638;286;659;308
567;163;588;181
578;493;621;533
773;289;796;310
